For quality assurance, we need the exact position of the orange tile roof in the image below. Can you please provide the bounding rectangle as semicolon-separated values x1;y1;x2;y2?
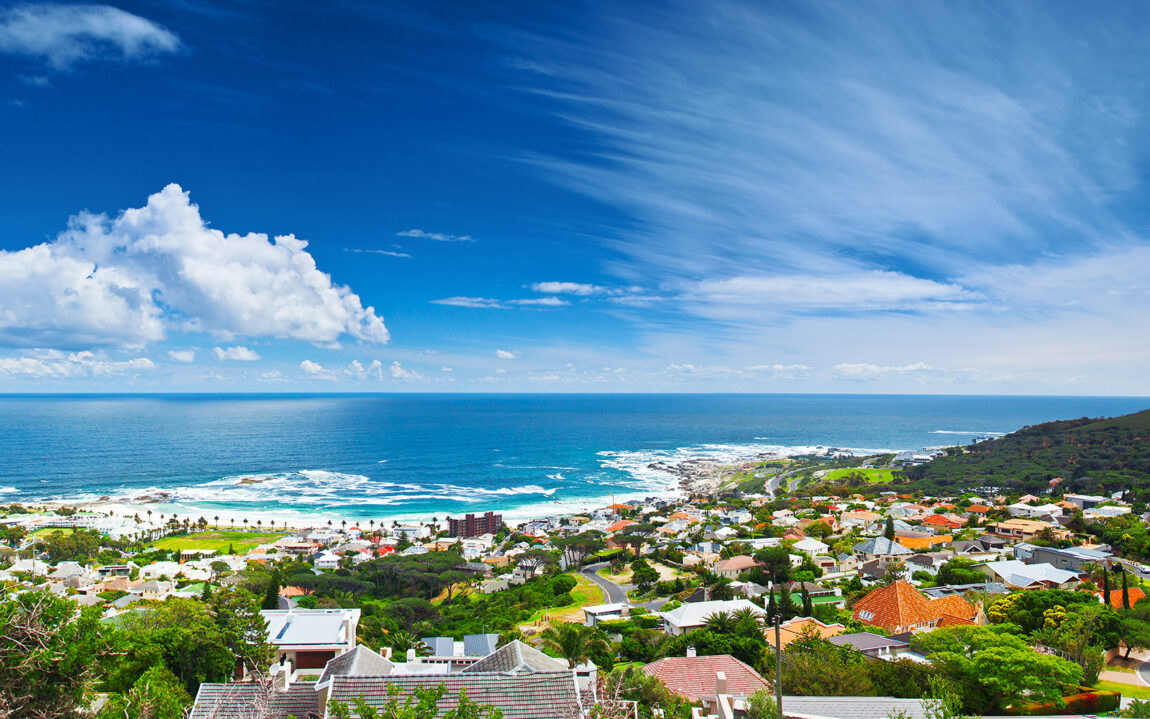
851;580;975;634
966;505;991;514
607;520;637;533
1101;587;1146;609
896;535;952;550
766;617;845;649
643;655;770;701
924;514;964;528
279;585;309;597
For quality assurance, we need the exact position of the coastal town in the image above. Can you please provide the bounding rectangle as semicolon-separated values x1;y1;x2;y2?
4;412;1150;719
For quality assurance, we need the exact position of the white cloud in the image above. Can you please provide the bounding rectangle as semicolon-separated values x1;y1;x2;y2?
510;297;568;307
214;346;260;361
389;361;424;381
831;362;938;381
495;349;517;359
431;296;507;309
431;296;568;309
0;4;182;70
397;229;474;243
0;184;388;349
691;272;980;313
345;248;412;259
441;366;453;372
0;350;154;378
299;359;338;380
530;281;603;295
166;349;195;363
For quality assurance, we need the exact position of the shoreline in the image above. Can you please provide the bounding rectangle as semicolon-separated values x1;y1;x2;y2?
3;443;900;532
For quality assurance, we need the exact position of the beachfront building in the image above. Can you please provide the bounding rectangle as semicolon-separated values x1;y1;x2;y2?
448;511;504;539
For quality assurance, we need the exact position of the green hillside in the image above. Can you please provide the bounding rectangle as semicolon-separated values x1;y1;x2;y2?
902;409;1150;497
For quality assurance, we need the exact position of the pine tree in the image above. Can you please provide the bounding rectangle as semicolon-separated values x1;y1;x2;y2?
1103;565;1111;599
778;583;799;621
801;582;813;616
1122;569;1131;611
767;587;777;623
201;581;211;601
883;517;895;541
262;568;281;610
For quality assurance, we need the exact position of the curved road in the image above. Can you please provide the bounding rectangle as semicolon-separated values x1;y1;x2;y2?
581;562;629;604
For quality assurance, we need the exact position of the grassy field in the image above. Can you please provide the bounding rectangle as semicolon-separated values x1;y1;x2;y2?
818;467;896;484
29;528;69;539
1095;680;1150;699
535;573;603;625
149;531;287;553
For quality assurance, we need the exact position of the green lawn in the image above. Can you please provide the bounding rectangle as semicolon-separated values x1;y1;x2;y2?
29;528;70;539
819;467;896;484
148;531;287;554
1095;680;1150;699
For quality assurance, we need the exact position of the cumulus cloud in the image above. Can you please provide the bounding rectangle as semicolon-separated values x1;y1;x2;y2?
0;4;182;70
0;184;389;349
0;350;154;378
166;349;195;363
214;346;260;361
389;361;424;381
495;349;517;359
396;229;474;243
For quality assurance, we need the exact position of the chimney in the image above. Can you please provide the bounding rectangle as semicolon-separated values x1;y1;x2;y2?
277;658;293;690
407;648;417;663
715;671;727;697
382;646;393;660
686;646;696;658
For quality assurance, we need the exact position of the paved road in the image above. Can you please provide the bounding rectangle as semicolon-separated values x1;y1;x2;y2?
1139;659;1150;688
580;562;629;604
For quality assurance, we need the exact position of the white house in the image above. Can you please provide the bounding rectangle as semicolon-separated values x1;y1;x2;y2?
315;552;341;570
659;599;766;636
261;607;360;671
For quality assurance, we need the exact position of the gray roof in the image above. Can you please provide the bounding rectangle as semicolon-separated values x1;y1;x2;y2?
328;673;580;719
316;645;393;688
422;636;454;657
827;632;909;652
190;682;319;719
463;633;499;657
779;695;929;719
461;640;567;675
853;537;913;556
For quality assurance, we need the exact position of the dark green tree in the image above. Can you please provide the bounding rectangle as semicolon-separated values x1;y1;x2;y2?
262;567;282;610
884;517;895;540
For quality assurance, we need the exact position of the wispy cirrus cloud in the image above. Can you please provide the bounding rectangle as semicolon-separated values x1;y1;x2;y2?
0;3;182;71
397;229;474;243
430;295;568;309
345;248;412;259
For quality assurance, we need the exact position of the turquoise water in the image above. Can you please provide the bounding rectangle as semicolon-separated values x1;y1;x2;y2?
0;394;1145;522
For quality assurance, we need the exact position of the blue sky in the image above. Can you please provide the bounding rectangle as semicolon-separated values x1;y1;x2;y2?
1;0;1149;394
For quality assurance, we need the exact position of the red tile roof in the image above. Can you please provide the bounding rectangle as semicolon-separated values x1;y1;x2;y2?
642;655;770;701
851;580;975;634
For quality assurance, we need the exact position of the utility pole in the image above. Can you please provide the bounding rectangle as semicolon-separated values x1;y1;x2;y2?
774;616;783;717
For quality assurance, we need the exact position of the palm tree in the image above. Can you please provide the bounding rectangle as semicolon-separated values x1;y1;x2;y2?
732;607;764;633
540;623;609;669
703;610;738;634
369;520;375;534
709;577;735;601
214;515;220;529
243;518;249;530
341;520;347;532
388;631;429;656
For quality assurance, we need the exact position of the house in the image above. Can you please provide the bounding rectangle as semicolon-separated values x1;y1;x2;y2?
714;555;759;579
314;552;341;570
1007;502;1064;519
852;537;913;561
140;561;182;580
827;632;916;660
976;560;1080;590
765;617;845;649
583;603;629;627
261;608;361;670
642;652;770;702
792;537;830;555
1013;544;1110;571
140;579;175;600
850;580;976;634
897;535;953;551
922;514;965;531
1063;494;1108;510
659;599;766;636
987;518;1070;542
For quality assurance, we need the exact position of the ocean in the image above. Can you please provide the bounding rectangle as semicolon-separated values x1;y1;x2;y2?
0;394;1146;525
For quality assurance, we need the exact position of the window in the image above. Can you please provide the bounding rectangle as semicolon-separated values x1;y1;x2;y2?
858;610;875;621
